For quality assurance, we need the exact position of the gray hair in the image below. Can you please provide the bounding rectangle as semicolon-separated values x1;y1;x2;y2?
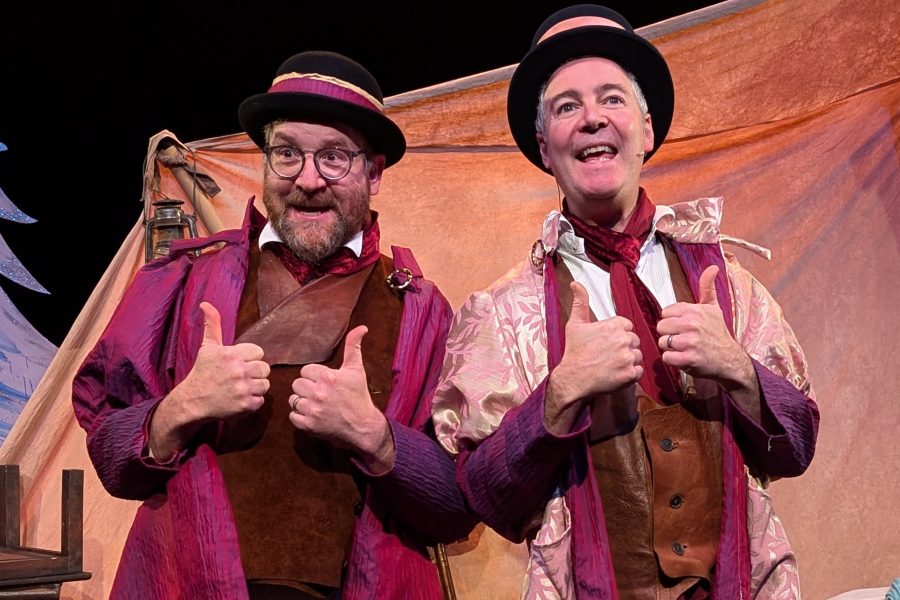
534;68;648;137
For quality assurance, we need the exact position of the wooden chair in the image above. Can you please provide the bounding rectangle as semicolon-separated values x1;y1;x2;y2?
0;465;91;599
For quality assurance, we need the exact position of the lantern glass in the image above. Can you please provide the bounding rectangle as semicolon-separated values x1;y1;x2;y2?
144;200;198;262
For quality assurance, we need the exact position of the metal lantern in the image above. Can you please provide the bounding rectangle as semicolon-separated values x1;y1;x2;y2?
144;199;199;262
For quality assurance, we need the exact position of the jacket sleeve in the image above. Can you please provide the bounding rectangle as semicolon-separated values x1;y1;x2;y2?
456;379;589;543
359;277;479;544
724;252;820;478
364;421;479;544
71;261;192;500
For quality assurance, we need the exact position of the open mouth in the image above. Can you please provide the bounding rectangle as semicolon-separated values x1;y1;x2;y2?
289;204;332;216
577;145;617;161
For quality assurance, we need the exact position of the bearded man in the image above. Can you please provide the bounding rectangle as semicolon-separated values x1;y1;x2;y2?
73;50;474;600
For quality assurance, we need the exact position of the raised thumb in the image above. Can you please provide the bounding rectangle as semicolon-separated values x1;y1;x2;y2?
199;302;224;346
698;265;720;306
568;281;592;325
341;325;368;368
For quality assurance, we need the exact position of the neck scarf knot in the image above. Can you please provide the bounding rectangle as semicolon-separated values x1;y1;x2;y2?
563;189;681;404
268;215;381;286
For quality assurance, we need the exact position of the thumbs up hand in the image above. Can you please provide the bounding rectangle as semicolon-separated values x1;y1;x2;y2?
149;302;270;459
289;326;394;472
657;266;753;385
546;282;643;435
189;302;270;416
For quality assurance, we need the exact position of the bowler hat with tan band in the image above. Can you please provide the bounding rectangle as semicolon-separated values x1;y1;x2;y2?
239;51;406;167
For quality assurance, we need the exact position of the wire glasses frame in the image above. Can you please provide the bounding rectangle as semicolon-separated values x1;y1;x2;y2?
263;145;368;181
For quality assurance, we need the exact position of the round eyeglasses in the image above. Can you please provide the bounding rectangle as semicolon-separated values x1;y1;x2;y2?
263;145;367;181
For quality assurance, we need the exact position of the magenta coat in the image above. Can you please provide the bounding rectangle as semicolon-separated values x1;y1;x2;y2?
73;200;475;599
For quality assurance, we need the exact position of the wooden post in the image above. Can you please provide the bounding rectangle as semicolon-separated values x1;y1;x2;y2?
0;466;18;549
0;465;91;597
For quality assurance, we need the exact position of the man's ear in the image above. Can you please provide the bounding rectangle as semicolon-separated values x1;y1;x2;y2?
643;113;655;154
538;133;553;173
367;154;386;195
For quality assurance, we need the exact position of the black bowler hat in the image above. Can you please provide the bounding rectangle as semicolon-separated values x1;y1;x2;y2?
507;4;675;172
239;51;406;167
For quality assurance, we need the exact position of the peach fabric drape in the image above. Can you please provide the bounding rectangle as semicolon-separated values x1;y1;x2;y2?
1;0;896;598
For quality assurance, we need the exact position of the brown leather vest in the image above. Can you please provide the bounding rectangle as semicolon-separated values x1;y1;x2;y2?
558;239;725;600
216;243;403;590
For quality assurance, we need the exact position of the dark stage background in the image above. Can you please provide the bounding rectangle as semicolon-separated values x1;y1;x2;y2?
1;1;717;345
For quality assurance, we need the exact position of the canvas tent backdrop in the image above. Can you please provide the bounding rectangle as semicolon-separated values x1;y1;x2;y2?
1;0;897;598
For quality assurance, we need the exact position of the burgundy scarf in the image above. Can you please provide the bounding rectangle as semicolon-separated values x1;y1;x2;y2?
563;189;681;405
268;217;381;285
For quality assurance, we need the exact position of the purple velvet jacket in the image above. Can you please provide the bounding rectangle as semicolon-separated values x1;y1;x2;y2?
452;239;820;599
72;201;475;600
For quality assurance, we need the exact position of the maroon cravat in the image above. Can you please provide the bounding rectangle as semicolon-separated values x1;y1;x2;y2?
268;216;381;286
563;189;681;404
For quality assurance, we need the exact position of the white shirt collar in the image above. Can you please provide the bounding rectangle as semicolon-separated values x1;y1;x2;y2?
258;221;364;257
557;204;675;257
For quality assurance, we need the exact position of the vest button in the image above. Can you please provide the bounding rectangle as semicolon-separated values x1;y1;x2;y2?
660;438;675;452
669;494;683;509
672;542;685;556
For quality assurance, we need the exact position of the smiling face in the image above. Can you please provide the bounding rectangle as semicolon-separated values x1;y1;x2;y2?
537;56;654;228
262;120;384;263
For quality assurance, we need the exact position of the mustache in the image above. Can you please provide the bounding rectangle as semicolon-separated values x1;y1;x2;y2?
282;189;338;210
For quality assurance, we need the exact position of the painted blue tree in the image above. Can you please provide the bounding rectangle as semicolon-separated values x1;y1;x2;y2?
0;142;58;445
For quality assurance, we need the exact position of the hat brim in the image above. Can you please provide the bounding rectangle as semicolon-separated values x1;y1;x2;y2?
507;26;674;173
239;92;407;168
